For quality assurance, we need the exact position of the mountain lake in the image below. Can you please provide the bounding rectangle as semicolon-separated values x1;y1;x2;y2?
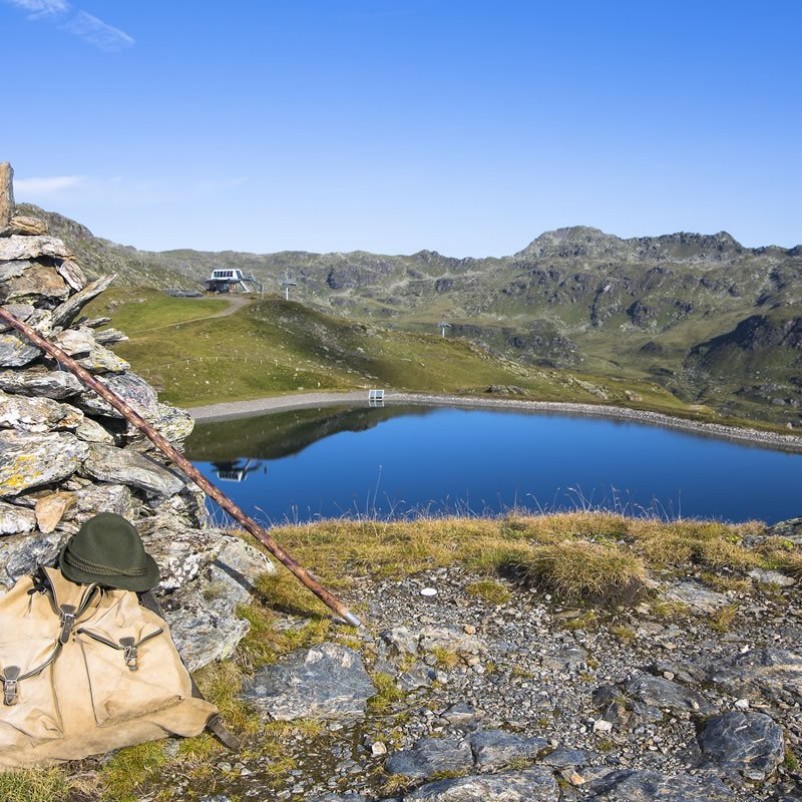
185;405;802;525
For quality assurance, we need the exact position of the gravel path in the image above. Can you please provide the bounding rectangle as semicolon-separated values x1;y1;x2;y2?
189;391;802;453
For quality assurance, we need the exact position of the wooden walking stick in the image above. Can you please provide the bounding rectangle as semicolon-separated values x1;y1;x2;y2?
0;307;362;627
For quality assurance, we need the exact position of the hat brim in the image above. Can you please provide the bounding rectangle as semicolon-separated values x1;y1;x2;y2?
59;542;160;592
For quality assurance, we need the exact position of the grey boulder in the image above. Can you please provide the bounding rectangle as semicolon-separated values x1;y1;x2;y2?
243;643;375;721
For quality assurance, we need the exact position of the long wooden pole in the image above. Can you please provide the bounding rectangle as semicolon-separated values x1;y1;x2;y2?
0;307;361;627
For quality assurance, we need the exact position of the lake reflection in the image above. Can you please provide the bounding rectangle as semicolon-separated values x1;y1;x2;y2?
185;405;802;524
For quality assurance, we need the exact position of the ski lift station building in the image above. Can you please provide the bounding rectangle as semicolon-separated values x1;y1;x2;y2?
204;268;261;294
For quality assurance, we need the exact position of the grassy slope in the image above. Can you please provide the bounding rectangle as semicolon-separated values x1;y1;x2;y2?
84;289;734;425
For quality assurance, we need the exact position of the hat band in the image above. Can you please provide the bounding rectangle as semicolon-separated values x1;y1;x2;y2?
64;549;148;578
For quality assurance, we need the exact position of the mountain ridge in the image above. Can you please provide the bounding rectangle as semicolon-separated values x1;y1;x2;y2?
17;203;802;425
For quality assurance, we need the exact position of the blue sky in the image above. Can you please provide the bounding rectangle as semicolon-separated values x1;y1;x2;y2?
2;1;800;255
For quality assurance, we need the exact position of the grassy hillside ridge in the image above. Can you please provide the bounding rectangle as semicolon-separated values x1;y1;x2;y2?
86;289;795;435
25;203;802;424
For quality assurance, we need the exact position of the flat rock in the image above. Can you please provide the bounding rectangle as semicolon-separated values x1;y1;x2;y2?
0;331;41;367
0;499;36;535
765;517;802;544
0;302;34;330
66;482;134;524
82;443;185;497
664;581;728;613
0;235;70;262
748;568;795;587
0;430;88;496
442;702;482;729
6;215;48;236
541;746;593;767
75;416;116;444
0;262;69;304
623;674;716;717
0;390;83;432
708;648;802;703
698;711;784;776
385;736;474;779
242;643;375;721
53;329;128;373
405;767;558;801
468;729;548;770
55;260;86;292
586;769;732;800
0;530;63;587
0;368;82;399
35;492;76;533
420;625;485;656
74;370;161;418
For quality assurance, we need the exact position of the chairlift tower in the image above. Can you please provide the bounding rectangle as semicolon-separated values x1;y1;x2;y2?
281;273;298;301
438;321;452;338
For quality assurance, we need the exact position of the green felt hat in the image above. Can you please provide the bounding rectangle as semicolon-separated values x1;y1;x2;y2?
59;512;160;591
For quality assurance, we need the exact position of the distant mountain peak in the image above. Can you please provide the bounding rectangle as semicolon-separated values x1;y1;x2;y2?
515;226;623;259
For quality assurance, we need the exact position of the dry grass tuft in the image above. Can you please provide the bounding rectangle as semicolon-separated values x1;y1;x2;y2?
500;540;647;606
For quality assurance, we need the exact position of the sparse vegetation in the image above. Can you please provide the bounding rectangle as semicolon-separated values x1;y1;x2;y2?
466;579;511;605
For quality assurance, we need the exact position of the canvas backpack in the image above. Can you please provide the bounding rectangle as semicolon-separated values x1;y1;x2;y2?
0;566;216;768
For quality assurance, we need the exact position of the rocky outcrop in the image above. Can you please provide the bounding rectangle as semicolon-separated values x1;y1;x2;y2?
0;169;272;669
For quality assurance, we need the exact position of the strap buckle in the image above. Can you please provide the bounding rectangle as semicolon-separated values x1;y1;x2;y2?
2;666;20;706
120;637;138;671
59;605;77;644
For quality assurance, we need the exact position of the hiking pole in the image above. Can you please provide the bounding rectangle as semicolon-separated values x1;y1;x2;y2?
0;308;362;627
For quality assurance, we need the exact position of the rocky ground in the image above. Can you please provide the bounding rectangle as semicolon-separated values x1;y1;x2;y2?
143;524;802;802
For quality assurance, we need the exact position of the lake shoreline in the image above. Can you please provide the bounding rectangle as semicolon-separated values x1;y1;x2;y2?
189;390;802;454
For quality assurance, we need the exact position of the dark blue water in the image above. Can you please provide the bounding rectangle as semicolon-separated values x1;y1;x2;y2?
188;406;802;524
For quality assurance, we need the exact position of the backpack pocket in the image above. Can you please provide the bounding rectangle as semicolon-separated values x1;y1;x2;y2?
0;637;63;750
76;625;186;727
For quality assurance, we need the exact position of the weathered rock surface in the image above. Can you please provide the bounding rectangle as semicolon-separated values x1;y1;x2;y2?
243;643;375;721
82;442;185;496
698;711;784;778
664;580;729;612
0;390;83;432
386;737;474;779
0;430;88;495
6;215;48;237
468;729;548;770
0;330;41;366
0;234;70;262
585;769;732;801
0;499;36;534
709;648;802;703
162;536;273;671
0;367;82;398
404;767;558;801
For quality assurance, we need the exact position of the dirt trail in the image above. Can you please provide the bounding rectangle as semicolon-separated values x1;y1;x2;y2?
138;295;255;333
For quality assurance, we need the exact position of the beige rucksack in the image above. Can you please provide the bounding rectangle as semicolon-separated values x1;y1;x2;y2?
0;566;216;768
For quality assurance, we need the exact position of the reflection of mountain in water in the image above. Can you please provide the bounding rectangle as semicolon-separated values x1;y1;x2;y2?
186;405;435;461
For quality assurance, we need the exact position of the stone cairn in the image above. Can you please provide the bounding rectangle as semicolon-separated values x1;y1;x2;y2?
0;162;271;670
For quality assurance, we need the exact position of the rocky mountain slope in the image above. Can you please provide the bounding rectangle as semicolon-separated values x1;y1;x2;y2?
22;204;802;425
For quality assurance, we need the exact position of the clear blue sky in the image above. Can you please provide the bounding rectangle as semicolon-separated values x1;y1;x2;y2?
2;0;800;255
